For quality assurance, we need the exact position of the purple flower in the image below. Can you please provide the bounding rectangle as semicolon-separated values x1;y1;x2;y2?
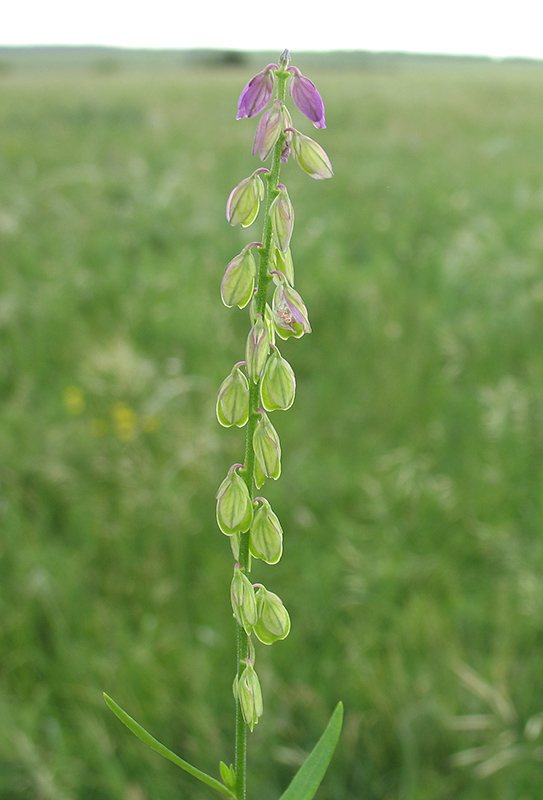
287;66;326;129
237;64;278;120
271;275;311;340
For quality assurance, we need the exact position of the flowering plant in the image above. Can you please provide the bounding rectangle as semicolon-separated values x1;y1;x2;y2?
104;50;342;800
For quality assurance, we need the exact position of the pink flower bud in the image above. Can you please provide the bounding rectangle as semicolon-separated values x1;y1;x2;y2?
287;66;326;128
237;64;277;120
269;184;294;253
252;102;291;162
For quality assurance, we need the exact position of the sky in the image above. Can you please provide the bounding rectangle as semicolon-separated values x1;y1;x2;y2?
2;0;542;61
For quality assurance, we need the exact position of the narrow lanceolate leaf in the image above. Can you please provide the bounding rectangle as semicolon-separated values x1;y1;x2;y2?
279;702;343;800
103;694;236;799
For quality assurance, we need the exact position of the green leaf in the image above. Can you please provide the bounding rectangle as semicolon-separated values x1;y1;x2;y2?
279;702;343;800
219;761;236;792
103;693;235;799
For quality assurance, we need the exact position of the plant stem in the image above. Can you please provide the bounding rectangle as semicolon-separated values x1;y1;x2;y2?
234;64;289;800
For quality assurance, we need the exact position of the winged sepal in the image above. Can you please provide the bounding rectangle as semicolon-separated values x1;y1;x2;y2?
286;65;326;129
269;184;294;253
237;64;277;119
216;464;253;536
253;585;291;645
234;660;263;732
260;346;296;412
231;563;258;635
272;277;311;340
216;363;250;427
246;314;270;382
221;243;259;309
250;497;283;564
270;247;295;286
288;128;333;180
226;169;268;228
253;101;291;162
253;410;281;481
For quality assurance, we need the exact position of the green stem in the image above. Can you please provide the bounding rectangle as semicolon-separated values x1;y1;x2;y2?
234;63;289;800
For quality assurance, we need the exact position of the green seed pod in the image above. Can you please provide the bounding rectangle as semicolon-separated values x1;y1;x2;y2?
216;464;253;536
250;497;283;564
260;346;296;412
254;585;291;645
216;363;250;427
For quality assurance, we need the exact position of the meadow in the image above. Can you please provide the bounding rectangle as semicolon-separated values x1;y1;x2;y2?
1;49;543;800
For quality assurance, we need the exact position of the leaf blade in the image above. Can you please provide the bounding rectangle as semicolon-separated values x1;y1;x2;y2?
103;693;235;799
279;702;343;800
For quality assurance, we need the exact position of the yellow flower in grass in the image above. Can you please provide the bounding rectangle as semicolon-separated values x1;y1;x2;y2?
111;401;137;442
63;385;85;415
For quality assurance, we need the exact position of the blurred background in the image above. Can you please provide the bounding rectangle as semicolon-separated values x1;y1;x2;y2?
1;10;543;799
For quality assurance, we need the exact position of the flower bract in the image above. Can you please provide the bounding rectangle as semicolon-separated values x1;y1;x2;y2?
216;363;250;427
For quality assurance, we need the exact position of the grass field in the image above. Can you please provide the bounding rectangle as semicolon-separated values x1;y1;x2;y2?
1;49;543;800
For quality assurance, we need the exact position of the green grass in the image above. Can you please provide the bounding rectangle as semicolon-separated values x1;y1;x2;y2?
1;52;543;800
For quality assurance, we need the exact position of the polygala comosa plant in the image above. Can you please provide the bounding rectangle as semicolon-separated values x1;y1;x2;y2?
104;50;343;800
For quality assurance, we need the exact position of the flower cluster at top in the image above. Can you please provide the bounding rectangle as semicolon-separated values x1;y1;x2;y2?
215;51;332;733
233;56;332;180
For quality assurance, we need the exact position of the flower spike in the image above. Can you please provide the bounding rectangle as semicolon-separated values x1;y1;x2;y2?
218;52;340;760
